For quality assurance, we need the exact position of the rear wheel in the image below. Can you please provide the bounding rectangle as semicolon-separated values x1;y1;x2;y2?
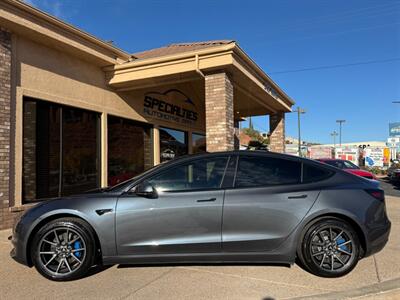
31;217;96;281
298;218;360;277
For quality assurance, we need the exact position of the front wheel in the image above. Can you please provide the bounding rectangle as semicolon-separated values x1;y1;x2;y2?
31;217;96;281
297;218;360;277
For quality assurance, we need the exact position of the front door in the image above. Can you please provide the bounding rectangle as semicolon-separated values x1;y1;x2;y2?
116;156;229;255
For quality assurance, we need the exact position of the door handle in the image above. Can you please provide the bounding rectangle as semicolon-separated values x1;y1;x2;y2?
288;195;308;199
196;198;217;203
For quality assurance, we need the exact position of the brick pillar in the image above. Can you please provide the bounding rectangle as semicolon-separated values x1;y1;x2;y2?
205;72;235;152
0;28;12;230
22;102;37;200
269;112;286;153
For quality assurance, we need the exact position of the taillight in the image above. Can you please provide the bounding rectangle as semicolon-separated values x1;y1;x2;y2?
365;189;385;201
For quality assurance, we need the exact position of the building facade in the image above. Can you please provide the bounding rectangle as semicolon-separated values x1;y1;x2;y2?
0;0;294;229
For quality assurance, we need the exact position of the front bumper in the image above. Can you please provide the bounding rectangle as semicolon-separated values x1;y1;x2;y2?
9;218;31;267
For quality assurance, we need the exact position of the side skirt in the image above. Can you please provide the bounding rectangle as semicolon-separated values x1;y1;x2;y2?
102;252;295;266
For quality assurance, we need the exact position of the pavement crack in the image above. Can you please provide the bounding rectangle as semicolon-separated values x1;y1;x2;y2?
119;268;174;299
372;255;382;283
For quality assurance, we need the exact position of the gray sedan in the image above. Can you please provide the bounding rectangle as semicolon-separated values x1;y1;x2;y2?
10;151;391;281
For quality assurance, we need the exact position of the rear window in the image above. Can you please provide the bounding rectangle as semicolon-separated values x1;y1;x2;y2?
235;156;301;188
303;164;334;183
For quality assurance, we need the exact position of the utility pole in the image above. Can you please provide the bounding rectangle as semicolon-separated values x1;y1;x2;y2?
336;120;346;147
330;131;338;147
293;107;306;157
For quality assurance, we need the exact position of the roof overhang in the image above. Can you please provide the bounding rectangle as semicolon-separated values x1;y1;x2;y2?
105;43;294;113
0;0;131;66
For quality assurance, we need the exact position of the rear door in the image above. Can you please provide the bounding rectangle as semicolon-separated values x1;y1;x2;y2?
222;154;320;252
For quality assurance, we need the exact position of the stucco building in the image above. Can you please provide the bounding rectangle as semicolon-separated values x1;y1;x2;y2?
0;0;294;229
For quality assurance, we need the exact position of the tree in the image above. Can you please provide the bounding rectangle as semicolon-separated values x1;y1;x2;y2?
242;127;266;143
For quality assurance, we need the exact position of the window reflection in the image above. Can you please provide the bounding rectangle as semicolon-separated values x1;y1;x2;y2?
22;98;100;203
147;157;228;192
192;133;206;154
62;107;99;196
159;127;188;163
108;116;152;186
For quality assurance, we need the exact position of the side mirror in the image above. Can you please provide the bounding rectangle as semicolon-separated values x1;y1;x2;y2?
134;182;158;199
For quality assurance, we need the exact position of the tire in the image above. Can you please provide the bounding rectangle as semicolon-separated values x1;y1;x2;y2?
297;217;360;278
31;217;96;281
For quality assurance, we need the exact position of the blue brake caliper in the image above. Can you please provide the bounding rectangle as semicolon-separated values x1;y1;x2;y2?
73;241;82;258
336;237;348;251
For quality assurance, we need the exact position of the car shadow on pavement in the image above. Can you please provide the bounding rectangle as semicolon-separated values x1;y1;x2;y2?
81;264;114;279
78;262;290;280
117;262;291;269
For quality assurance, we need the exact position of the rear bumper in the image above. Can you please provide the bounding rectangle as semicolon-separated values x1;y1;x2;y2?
364;220;391;257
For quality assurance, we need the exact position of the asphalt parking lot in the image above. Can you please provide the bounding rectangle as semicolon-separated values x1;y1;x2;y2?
1;196;399;300
379;178;400;197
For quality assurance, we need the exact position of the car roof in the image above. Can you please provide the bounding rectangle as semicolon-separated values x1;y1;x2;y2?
169;150;322;166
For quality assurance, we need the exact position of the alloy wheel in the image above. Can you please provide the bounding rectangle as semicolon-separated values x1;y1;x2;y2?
309;225;355;272
37;227;87;276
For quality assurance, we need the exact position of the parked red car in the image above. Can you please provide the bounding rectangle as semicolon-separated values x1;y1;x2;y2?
317;159;377;180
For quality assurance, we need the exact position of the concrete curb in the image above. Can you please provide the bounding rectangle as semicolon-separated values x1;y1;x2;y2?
289;277;400;299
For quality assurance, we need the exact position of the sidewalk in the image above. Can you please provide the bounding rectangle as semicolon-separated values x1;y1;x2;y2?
1;196;399;300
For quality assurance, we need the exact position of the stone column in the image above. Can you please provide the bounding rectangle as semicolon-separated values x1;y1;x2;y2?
0;28;12;230
269;112;286;153
205;72;235;152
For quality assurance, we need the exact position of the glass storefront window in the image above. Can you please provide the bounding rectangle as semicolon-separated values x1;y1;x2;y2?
22;98;100;203
108;116;152;186
159;127;188;163
62;107;100;196
192;133;206;154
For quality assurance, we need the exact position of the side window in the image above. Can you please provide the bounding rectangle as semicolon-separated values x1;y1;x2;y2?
303;164;334;183
146;157;228;192
235;156;301;188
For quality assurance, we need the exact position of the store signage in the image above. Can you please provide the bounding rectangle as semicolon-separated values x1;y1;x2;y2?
388;137;400;144
364;148;384;167
389;122;400;137
161;149;175;160
335;147;359;166
309;147;333;159
143;89;198;126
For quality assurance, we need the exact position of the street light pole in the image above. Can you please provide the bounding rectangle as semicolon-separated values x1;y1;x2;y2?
293;107;306;157
336;120;346;147
330;131;338;147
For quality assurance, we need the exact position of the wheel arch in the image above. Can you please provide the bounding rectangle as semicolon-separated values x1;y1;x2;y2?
26;213;102;266
297;213;367;258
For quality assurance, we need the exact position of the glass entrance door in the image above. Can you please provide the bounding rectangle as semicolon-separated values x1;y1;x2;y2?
159;127;188;163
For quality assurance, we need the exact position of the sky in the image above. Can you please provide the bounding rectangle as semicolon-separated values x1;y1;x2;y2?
25;0;400;144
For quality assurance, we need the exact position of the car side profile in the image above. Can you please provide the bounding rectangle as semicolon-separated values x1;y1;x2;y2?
10;151;391;281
